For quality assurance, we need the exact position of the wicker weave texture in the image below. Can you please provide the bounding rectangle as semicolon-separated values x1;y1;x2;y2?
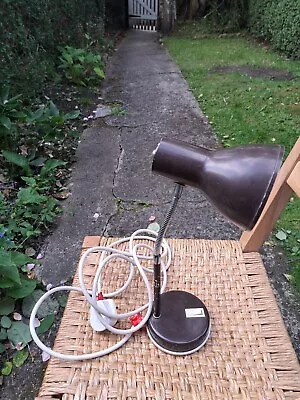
36;237;300;400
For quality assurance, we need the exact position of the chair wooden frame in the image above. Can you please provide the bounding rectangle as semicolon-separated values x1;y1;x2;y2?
240;137;300;252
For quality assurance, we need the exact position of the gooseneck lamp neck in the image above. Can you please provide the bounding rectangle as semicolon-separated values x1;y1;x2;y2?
153;184;183;318
147;137;284;356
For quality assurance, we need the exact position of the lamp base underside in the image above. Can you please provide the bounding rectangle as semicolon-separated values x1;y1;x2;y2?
147;290;210;356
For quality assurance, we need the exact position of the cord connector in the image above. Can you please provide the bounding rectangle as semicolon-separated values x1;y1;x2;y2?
129;312;143;327
97;292;104;300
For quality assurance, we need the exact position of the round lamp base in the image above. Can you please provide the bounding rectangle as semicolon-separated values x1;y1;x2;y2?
147;290;210;355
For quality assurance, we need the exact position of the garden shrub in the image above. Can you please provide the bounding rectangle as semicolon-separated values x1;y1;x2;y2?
249;0;300;59
188;0;299;59
0;0;105;97
196;0;248;32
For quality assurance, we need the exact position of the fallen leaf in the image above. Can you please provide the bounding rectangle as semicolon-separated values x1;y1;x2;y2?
33;318;40;328
53;191;71;200
16;342;23;351
42;351;51;362
283;274;292;282
147;222;160;232
25;247;36;257
26;263;36;270
19;145;28;156
21;263;36;273
275;231;287;241
13;313;22;321
27;270;36;280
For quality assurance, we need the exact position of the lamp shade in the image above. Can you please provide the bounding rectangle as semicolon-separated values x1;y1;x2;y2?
152;138;284;230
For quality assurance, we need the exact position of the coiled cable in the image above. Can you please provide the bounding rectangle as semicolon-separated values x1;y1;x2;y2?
29;229;171;360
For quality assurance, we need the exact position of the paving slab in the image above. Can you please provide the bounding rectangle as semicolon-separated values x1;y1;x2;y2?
37;30;229;286
37;125;119;285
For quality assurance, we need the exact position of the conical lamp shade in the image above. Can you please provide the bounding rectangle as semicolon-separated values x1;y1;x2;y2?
152;138;284;229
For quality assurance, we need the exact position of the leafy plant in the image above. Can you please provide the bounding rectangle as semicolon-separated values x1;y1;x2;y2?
0;0;105;97
2;150;66;182
0;0;108;376
0;95;79;181
2;177;60;244
0;96;75;375
0;88;24;152
25;100;80;142
58;45;105;86
111;104;127;116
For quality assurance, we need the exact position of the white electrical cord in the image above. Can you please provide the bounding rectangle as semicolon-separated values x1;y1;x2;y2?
29;229;172;360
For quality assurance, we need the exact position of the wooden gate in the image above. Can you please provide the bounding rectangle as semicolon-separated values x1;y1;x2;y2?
128;0;158;31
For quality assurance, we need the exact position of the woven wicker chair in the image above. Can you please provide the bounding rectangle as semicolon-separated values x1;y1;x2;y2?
36;139;300;400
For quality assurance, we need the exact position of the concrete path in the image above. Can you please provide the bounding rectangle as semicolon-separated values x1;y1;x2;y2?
2;30;299;400
38;30;239;286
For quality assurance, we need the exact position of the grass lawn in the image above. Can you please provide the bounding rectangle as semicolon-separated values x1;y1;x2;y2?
164;23;300;291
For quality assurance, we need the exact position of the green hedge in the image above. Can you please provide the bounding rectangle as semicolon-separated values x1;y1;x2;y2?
192;0;299;59
249;0;300;59
199;0;248;32
0;0;105;96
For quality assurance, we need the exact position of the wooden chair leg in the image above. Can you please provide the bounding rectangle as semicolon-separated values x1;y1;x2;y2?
240;138;300;252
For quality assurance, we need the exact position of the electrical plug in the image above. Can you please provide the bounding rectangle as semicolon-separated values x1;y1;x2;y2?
90;298;117;332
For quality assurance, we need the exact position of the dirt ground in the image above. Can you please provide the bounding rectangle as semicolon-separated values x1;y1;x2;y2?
211;65;295;80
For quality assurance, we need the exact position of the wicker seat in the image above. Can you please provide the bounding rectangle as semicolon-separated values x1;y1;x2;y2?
36;139;300;400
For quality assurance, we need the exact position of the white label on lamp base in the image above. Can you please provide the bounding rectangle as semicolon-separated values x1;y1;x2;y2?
185;308;205;318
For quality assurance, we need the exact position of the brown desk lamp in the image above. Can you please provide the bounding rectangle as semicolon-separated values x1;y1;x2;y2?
147;138;284;355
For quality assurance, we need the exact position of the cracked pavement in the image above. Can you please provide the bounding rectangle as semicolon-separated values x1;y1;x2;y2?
37;30;239;286
36;30;300;362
